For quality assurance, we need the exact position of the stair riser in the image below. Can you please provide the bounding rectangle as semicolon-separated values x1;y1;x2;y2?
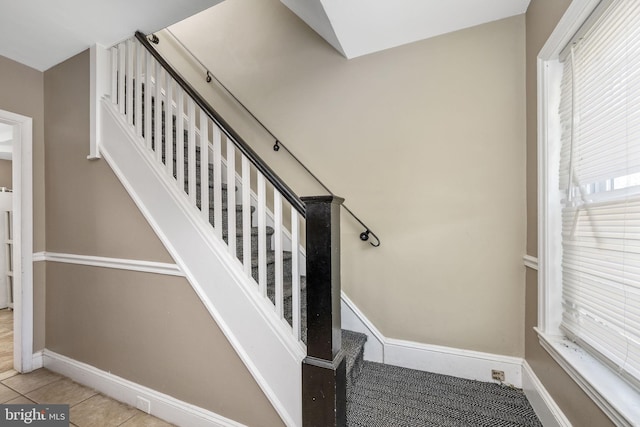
348;352;365;386
220;209;249;231
252;257;293;292
283;283;308;339
224;231;274;254
341;330;368;391
202;206;249;231
196;190;245;213
189;175;230;196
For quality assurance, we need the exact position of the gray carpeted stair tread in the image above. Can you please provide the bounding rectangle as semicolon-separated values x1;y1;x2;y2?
195;177;236;193
219;202;254;212
225;226;278;262
342;330;367;356
342;330;367;390
216;205;255;223
222;225;274;239
246;248;292;269
342;330;367;377
194;180;234;200
282;277;307;341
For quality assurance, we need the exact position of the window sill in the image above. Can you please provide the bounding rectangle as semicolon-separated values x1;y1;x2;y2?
535;328;640;426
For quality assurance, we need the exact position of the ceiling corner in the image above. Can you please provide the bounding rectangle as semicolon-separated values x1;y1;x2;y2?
282;0;531;59
279;0;347;57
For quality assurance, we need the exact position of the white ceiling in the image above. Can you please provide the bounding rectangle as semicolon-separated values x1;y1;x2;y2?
0;0;222;71
281;0;531;58
0;0;531;70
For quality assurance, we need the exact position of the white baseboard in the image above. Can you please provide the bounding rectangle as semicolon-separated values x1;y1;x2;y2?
341;295;524;387
31;350;43;370
522;361;572;427
385;338;524;387
43;350;246;427
341;293;384;363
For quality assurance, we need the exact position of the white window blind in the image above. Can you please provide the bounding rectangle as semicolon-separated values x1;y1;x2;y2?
559;0;640;389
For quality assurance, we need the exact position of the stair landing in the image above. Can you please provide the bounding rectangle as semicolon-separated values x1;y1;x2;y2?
341;329;542;427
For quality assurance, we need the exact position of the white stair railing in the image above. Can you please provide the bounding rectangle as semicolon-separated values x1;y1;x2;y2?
109;37;305;347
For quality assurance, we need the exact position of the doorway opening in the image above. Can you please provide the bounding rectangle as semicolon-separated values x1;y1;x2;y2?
0;122;13;373
0;109;34;375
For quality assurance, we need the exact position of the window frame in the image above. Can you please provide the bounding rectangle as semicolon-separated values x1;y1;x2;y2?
537;0;640;425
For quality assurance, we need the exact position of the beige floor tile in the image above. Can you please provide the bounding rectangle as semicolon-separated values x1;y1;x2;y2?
71;394;139;427
0;309;12;376
0;356;13;373
27;377;97;406
1;368;62;394
119;413;175;427
0;382;19;403
0;369;18;381
0;308;12;321
5;395;35;404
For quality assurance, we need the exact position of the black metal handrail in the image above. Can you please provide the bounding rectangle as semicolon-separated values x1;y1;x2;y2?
135;31;306;215
161;29;381;247
157;30;381;247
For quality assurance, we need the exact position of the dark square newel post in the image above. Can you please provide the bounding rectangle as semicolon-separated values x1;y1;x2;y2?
301;195;346;427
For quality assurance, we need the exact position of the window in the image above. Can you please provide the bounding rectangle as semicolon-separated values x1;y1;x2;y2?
539;0;640;424
558;0;640;389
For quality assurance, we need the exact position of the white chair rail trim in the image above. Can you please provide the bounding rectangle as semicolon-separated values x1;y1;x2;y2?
523;255;538;270
32;251;184;277
43;349;246;427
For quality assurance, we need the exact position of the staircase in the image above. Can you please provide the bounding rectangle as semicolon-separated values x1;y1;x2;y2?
182;139;303;332
101;33;345;426
99;34;545;427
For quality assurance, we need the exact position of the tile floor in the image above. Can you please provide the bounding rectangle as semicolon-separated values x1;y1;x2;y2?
0;308;13;372
0;309;173;426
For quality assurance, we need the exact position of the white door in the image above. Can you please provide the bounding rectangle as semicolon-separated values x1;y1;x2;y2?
0;191;12;309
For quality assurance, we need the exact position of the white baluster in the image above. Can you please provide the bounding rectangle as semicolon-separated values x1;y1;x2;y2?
126;40;134;126
291;208;301;341
135;41;143;138
242;157;252;276
258;174;267;296
212;127;222;239
274;192;283;317
155;62;163;164
110;47;117;104
187;99;197;206
176;86;185;193
200;110;209;222
118;43;125;115
226;140;237;258
165;78;174;176
144;53;153;150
